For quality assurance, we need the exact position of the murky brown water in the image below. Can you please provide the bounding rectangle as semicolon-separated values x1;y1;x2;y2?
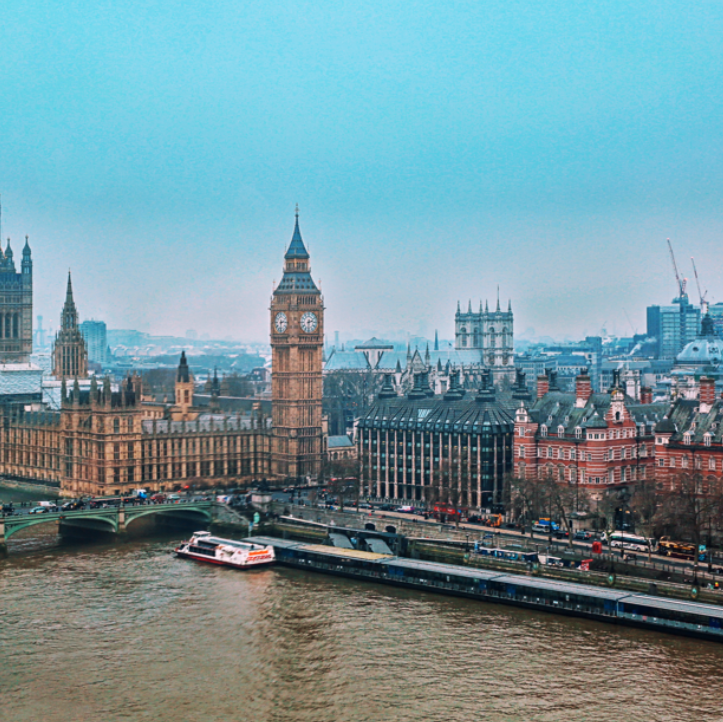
2;524;723;721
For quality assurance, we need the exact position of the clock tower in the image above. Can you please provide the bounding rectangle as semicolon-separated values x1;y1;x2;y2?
270;210;325;480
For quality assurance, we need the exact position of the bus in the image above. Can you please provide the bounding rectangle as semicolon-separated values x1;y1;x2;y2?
658;538;705;561
609;532;657;553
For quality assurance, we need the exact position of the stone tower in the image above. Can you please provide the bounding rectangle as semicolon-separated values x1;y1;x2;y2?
454;294;514;384
52;272;88;380
270;210;325;480
0;236;33;363
174;351;195;419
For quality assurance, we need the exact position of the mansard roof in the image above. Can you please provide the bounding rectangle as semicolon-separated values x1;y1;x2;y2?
357;394;515;435
664;398;723;444
528;390;668;435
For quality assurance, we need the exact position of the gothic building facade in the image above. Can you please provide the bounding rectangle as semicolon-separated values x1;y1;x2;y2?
0;212;328;495
0;237;33;363
455;296;514;383
52;273;88;380
270;211;325;479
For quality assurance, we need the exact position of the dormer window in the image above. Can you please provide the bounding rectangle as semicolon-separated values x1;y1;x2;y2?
683;433;692;445
575;427;582;440
557;425;565;436
704;433;712;447
540;425;548;437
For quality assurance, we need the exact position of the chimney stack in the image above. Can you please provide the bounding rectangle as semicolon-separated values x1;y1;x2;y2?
537;373;549;399
700;377;716;410
640;387;653;405
575;371;592;407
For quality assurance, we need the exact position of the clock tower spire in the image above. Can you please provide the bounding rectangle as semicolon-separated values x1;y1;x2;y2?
270;210;325;481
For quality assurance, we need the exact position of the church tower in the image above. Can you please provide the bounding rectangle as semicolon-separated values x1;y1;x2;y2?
270;210;325;480
0;236;33;363
52;272;88;380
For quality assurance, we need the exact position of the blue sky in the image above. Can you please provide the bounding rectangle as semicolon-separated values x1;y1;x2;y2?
1;1;722;341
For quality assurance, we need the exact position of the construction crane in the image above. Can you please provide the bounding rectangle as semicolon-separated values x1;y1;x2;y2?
690;256;709;313
667;238;687;301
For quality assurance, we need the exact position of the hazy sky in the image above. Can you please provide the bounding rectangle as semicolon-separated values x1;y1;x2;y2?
2;1;722;342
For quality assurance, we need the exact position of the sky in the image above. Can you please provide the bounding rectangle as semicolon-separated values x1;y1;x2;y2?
1;1;722;343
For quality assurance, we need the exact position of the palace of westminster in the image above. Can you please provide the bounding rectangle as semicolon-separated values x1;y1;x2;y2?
3;214;721;508
0;215;325;497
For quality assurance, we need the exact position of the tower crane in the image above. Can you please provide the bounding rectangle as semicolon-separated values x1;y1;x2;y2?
667;238;687;301
690;256;709;313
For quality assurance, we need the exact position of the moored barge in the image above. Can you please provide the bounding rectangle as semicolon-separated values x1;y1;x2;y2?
245;535;723;642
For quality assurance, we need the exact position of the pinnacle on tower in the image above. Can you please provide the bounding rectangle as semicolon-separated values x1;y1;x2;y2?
496;286;500;311
284;206;310;259
456;300;460;315
508;299;512;312
468;299;472;313
177;351;190;383
485;299;489;312
434;329;439;351
65;271;75;305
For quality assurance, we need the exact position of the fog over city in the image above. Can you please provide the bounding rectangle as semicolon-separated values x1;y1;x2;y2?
2;2;722;342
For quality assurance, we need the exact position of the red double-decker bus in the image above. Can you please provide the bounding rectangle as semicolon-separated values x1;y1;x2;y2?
432;503;467;521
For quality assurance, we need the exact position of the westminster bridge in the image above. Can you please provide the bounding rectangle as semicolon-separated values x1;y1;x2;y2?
0;500;218;550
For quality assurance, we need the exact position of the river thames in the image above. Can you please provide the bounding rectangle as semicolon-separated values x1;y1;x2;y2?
2;524;723;721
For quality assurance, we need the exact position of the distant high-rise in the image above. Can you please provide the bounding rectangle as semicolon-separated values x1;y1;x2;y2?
647;295;701;359
0;236;33;364
80;319;110;365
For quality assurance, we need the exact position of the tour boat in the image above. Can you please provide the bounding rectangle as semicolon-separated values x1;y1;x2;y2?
175;531;275;569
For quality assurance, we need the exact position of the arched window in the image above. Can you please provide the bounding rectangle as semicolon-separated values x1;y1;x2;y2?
540;425;548;437
557;425;565;437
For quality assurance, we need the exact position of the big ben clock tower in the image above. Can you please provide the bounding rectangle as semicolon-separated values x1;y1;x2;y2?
270;209;325;480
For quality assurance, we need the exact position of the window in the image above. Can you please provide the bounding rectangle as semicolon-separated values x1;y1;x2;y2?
683;433;691;445
540;425;548;437
682;456;688;468
557;425;565;436
704;434;712;447
127;418;133;432
670;458;676;468
709;458;716;471
575;427;582;440
547;447;553;458
113;418;120;434
518;446;525;458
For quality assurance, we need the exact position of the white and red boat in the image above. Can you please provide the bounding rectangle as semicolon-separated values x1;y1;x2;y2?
175;531;275;569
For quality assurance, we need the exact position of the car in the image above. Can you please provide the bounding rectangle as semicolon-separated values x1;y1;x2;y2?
151;493;167;502
554;530;570;539
377;504;395;511
61;501;84;511
167;494;181;501
574;530;594;541
2;503;15;515
28;506;49;514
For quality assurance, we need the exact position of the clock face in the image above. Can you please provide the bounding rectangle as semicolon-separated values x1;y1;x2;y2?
274;312;288;333
300;311;318;333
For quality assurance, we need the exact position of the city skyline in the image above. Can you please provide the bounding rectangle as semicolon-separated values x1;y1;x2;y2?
2;2;722;342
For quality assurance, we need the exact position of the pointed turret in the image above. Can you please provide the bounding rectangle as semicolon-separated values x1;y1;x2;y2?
508;299;512;312
21;235;32;277
284;206;310;259
456;300;460;316
425;342;430;364
485;299;489;312
496;287;500;312
468;299;472;313
177;351;190;382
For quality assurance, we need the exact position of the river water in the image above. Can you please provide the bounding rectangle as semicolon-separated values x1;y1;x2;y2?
2;512;723;721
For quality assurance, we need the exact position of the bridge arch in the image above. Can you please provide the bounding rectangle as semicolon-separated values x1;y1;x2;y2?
4;512;118;540
123;504;213;530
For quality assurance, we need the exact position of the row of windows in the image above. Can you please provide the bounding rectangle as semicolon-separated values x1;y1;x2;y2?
658;456;720;471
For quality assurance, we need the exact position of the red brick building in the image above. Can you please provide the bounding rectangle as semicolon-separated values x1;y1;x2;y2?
653;377;723;489
514;371;667;496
